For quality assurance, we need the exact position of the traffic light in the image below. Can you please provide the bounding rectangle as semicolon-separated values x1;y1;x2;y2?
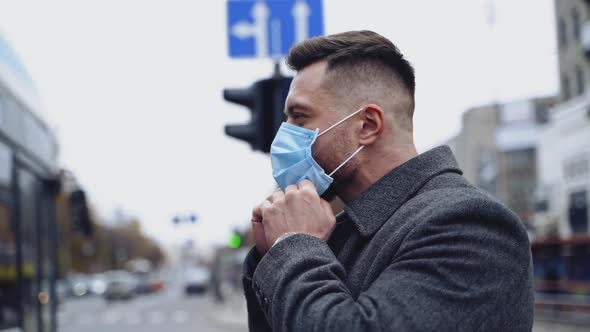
69;189;93;236
228;233;242;249
223;76;293;153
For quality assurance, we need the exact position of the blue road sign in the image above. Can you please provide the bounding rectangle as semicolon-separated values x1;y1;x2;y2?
227;0;324;58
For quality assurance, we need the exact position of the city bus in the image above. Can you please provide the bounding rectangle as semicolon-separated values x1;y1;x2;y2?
0;33;61;332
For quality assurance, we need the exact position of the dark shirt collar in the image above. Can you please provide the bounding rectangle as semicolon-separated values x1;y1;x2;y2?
343;145;462;238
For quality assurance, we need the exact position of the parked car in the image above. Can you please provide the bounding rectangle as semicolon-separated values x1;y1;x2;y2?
150;275;165;293
184;267;210;295
67;274;90;298
104;271;137;301
88;273;107;295
135;273;165;294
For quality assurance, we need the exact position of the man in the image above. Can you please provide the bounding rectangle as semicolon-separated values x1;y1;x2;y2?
242;30;533;331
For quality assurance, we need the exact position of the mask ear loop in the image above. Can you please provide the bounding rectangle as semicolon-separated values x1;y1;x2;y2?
317;107;364;137
328;145;364;177
316;107;366;177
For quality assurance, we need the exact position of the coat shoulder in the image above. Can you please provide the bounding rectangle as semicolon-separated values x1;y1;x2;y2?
410;172;523;226
394;172;531;252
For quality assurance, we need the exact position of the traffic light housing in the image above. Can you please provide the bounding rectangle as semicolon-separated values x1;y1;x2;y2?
69;189;93;236
224;76;293;153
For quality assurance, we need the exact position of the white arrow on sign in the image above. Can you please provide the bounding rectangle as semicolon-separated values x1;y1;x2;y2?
231;0;270;57
271;19;282;58
292;0;311;43
252;0;270;57
232;21;255;39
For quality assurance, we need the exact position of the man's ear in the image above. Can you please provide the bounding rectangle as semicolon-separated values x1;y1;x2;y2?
358;104;384;146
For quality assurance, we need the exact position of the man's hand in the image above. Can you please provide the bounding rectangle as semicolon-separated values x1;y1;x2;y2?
260;180;336;247
251;202;270;256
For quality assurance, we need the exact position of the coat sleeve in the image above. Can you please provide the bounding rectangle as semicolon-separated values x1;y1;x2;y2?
251;200;534;332
243;247;273;331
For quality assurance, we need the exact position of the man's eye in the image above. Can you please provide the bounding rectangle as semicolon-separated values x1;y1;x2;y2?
292;113;307;120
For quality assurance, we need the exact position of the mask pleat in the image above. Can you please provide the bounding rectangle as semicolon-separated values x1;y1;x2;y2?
272;156;313;179
271;148;310;170
270;135;314;151
300;165;333;194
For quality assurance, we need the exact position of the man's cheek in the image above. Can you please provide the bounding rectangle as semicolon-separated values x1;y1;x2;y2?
312;143;331;165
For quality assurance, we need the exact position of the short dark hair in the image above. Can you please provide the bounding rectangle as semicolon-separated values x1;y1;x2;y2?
285;30;415;96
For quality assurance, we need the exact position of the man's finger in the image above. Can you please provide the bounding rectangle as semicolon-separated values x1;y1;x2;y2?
298;179;319;197
272;189;285;203
266;188;282;203
285;184;298;195
252;219;265;237
252;220;269;255
251;203;263;223
261;199;273;221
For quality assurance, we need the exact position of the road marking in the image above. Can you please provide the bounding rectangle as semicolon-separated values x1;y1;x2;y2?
149;310;165;324
172;310;189;324
126;312;141;325
103;310;121;325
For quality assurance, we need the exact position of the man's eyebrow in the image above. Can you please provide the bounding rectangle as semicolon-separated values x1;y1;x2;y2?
284;102;313;116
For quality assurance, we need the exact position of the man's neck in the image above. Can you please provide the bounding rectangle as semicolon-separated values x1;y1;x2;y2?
336;144;418;204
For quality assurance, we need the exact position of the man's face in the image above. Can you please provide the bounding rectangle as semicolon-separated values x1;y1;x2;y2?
284;61;356;178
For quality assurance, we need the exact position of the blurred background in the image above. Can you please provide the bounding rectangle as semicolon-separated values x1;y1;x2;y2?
0;0;587;331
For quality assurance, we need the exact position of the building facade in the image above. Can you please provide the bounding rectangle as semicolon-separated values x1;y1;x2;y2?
536;94;590;239
0;32;61;332
555;0;590;102
530;0;590;239
448;97;555;230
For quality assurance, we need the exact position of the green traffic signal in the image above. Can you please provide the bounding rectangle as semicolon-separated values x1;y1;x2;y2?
229;233;242;249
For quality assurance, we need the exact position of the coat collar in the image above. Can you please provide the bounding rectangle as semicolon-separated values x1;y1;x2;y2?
343;146;462;238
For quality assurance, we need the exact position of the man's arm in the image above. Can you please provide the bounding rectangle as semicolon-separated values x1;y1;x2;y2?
243;246;272;332
251;199;534;331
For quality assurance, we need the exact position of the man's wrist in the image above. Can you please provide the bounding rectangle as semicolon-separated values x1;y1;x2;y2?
272;232;300;248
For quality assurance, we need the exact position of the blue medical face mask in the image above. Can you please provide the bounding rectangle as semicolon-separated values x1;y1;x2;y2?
270;108;365;195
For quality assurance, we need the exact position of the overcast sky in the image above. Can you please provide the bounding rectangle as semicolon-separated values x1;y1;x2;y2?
0;0;557;251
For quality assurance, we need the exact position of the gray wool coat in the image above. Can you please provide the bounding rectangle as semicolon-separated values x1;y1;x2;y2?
242;146;534;331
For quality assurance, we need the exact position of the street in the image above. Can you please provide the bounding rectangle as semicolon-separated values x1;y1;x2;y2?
57;287;247;332
533;319;590;332
55;284;590;332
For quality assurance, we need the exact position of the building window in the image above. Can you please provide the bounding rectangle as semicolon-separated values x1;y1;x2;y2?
562;74;571;100
576;65;585;95
572;8;581;42
507;148;534;169
559;17;567;49
564;156;589;180
569;190;588;234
